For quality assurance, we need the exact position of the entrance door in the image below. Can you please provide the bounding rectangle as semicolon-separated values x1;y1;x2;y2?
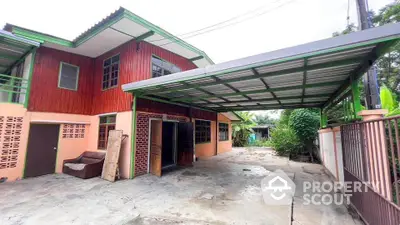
149;120;162;176
177;122;194;166
162;122;176;168
25;124;60;178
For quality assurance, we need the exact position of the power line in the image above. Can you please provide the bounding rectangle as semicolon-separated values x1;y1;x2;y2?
149;0;283;43
157;0;297;47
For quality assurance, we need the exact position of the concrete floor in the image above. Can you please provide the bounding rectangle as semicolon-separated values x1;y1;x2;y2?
0;148;362;225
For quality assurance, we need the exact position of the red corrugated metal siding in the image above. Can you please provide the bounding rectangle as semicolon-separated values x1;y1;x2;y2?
28;47;94;114
91;40;198;115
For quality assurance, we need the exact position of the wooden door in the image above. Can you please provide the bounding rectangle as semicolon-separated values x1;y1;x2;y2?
177;122;194;166
25;124;60;178
150;120;162;176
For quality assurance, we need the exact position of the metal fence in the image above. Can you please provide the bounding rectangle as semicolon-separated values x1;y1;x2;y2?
341;116;400;225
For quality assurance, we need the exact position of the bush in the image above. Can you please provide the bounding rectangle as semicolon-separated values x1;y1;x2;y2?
288;109;320;161
253;138;272;147
270;126;304;156
288;109;319;141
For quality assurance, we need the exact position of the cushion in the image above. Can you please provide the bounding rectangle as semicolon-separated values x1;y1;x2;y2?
64;163;86;171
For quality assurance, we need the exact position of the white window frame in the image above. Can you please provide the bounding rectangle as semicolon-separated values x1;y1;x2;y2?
58;62;80;91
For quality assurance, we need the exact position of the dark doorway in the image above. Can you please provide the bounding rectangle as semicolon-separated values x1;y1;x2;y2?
162;121;176;168
177;122;194;166
25;124;60;178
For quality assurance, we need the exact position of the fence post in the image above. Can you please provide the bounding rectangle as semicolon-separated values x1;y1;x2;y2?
358;109;392;201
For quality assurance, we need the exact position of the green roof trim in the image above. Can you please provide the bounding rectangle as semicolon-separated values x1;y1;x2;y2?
4;7;213;65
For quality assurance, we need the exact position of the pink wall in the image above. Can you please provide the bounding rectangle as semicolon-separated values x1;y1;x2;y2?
0;104;30;181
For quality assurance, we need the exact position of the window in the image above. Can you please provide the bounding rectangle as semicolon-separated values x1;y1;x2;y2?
219;123;229;141
152;56;181;78
102;54;120;90
195;120;211;143
58;62;79;90
98;115;116;149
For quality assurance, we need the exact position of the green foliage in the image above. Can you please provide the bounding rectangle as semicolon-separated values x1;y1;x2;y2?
333;3;400;109
253;138;272;147
232;112;255;147
270;125;304;156
373;3;400;26
381;85;396;112
253;114;277;125
332;23;357;37
278;109;293;126
288;109;320;141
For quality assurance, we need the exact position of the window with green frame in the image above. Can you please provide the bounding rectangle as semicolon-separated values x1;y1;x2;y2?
219;123;229;141
102;54;120;90
152;56;181;78
98;115;116;149
195;120;211;143
58;62;79;90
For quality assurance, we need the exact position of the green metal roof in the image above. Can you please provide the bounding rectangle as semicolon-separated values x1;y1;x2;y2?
0;29;40;74
4;7;213;67
122;22;400;112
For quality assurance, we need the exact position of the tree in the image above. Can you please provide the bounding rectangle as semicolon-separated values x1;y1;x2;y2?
232;111;255;147
332;23;357;37
374;3;400;100
332;3;400;114
288;109;320;161
253;114;277;125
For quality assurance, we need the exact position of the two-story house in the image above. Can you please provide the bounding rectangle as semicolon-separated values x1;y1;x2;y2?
0;7;241;181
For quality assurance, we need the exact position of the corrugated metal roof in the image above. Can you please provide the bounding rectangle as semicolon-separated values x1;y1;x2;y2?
123;22;400;112
0;29;40;74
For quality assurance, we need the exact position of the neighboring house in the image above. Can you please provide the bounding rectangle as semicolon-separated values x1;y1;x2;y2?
252;125;273;140
0;8;241;181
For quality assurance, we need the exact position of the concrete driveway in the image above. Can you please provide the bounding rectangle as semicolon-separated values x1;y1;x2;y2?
0;148;361;225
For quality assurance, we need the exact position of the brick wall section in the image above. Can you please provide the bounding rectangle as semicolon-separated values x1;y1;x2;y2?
134;112;188;176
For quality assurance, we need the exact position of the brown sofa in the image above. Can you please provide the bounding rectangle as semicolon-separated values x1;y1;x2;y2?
62;151;106;179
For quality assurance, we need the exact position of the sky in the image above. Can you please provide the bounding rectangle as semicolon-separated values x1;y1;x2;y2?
0;0;394;119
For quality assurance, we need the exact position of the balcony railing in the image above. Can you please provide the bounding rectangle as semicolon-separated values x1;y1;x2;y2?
0;74;29;105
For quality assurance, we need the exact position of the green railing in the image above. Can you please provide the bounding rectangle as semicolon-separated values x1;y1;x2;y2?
0;73;29;105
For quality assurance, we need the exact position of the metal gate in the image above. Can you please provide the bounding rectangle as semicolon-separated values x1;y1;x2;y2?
341;116;400;224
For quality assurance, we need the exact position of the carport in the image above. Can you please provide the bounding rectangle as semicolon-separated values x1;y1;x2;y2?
122;22;400;177
123;22;400;122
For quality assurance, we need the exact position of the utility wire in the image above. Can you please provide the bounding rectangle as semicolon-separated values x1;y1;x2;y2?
157;0;297;47
149;0;283;43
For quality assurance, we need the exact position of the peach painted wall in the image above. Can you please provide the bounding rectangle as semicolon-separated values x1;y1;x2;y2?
217;114;232;154
87;111;132;179
27;112;92;174
195;120;217;158
0;103;30;181
55;124;90;173
115;111;132;179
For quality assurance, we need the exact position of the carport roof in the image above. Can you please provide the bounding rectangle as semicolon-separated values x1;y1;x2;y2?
0;29;40;74
122;22;400;112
